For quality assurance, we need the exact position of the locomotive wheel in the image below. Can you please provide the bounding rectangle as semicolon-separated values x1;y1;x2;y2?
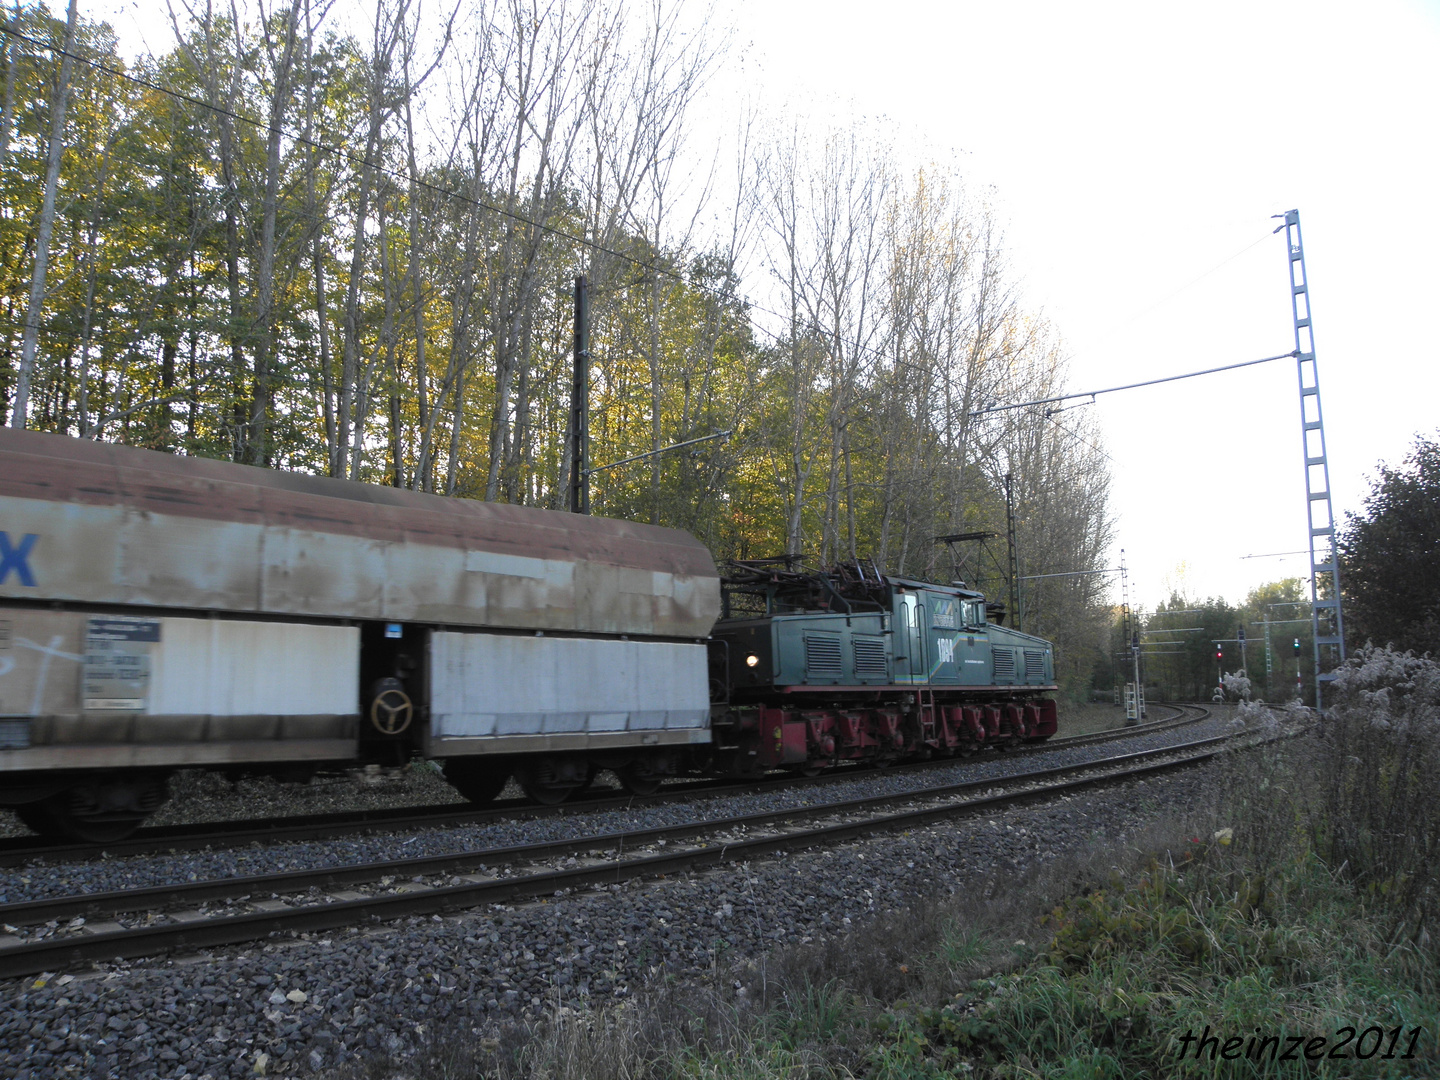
443;759;509;805
369;685;414;735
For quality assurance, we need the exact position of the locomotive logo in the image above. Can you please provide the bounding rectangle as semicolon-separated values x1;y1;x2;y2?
931;597;958;628
0;532;37;587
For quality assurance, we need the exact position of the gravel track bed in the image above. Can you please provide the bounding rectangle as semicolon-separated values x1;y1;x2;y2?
0;755;1222;1079
0;711;1174;842
0;715;1228;907
0;768;472;842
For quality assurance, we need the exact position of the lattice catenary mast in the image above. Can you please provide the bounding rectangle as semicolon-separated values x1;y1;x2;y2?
1278;210;1345;707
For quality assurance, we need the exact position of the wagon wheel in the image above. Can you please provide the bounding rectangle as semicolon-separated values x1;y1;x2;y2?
443;759;510;805
618;763;664;797
370;687;414;735
513;759;589;805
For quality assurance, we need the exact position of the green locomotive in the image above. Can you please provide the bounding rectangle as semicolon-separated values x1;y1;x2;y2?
706;559;1058;775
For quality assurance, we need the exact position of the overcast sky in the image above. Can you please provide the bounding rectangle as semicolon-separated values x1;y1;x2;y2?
86;0;1440;610
709;0;1440;611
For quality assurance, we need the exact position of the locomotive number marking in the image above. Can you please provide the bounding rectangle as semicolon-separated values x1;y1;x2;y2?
936;637;955;665
0;532;37;587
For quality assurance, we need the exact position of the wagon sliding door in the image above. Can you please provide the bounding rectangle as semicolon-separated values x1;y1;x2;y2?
426;632;711;755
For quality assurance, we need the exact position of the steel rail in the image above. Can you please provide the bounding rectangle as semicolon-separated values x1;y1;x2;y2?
0;725;1227;979
0;720;1213;925
0;704;1206;867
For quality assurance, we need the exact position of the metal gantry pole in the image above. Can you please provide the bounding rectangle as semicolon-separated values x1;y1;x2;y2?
1119;549;1143;723
567;275;590;515
1005;473;1020;632
1279;211;1345;706
1264;612;1272;699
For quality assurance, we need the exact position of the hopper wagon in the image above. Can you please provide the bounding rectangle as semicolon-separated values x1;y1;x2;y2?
0;428;719;839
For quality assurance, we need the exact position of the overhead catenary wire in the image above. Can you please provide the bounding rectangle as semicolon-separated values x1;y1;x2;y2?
585;429;732;476
1085;230;1275;349
1018;568;1120;581
970;351;1298;419
1042;409;1114;464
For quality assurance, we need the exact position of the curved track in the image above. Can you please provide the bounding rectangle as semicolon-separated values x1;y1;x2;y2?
0;711;1227;979
0;704;1209;867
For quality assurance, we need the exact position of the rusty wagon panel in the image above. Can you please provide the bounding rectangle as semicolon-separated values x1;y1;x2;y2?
0;428;720;638
0;429;721;775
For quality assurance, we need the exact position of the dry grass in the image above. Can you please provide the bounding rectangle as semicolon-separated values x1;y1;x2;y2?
1228;646;1440;952
329;655;1440;1078
327;821;1202;1080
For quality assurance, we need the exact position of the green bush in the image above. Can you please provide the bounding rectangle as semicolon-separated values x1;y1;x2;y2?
871;844;1438;1077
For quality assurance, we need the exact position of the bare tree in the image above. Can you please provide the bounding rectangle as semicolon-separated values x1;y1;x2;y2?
166;0;252;456
245;0;306;464
0;1;23;167
337;0;410;478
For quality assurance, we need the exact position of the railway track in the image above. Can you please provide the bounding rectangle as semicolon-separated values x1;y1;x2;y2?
0;703;1210;868
0;715;1229;980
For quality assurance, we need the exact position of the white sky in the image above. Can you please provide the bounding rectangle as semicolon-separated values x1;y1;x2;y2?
82;0;1440;610
712;0;1440;610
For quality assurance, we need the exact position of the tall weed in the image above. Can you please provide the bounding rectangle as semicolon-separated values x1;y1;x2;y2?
1316;645;1440;942
1230;646;1440;948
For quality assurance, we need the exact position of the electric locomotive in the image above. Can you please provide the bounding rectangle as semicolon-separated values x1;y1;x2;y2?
704;559;1057;775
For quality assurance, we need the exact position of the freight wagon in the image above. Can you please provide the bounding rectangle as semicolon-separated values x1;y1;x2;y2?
0;428;719;839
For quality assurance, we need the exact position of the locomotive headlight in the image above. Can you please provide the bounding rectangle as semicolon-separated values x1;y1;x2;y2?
746;654;760;668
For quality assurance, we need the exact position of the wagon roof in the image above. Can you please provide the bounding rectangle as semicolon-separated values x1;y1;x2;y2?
0;428;716;578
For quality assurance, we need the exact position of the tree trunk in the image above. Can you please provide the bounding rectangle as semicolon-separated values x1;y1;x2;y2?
403;89;429;490
11;0;79;428
248;3;301;465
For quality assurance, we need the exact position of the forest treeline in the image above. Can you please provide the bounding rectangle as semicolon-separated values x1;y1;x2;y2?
0;0;1112;692
1101;578;1316;704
